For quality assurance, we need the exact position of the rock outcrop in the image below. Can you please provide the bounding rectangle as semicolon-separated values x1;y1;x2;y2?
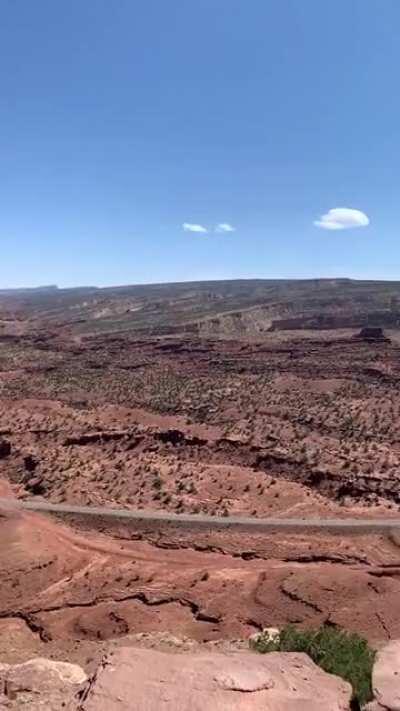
79;647;352;710
0;658;86;710
354;327;390;342
8;642;400;710
369;640;400;710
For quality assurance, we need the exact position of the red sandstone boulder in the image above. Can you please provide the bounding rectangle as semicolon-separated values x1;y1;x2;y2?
0;658;86;710
370;640;400;710
79;647;352;710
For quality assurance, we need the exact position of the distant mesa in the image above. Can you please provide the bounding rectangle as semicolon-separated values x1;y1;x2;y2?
0;284;59;295
30;284;59;292
354;327;390;343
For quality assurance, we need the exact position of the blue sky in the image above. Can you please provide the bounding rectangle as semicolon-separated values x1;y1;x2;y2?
1;0;399;288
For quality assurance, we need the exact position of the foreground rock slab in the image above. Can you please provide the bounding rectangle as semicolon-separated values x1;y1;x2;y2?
79;647;352;711
371;640;400;710
0;658;86;710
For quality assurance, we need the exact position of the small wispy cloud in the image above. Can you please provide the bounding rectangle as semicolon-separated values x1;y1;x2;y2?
182;222;208;233
215;223;236;233
314;208;370;231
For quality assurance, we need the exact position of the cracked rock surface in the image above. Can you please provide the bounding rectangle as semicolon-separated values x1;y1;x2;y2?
370;640;400;710
79;646;352;711
0;657;86;710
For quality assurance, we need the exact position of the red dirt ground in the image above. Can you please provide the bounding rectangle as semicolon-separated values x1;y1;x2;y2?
2;330;400;663
2;501;400;670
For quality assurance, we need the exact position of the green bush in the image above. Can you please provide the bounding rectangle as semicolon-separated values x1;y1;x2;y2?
250;625;375;707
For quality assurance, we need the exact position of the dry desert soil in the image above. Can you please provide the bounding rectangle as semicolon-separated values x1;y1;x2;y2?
2;278;400;669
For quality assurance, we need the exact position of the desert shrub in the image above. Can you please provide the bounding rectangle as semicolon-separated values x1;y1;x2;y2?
250;625;375;707
152;475;163;490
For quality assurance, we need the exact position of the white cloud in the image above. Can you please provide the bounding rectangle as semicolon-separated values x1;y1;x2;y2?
215;223;236;233
182;222;208;233
314;207;370;231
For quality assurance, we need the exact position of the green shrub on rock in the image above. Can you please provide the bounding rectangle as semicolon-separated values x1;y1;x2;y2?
250;625;375;708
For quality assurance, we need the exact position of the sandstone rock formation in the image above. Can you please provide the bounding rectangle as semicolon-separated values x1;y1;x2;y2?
6;642;400;710
354;327;389;342
370;640;400;710
0;657;86;710
79;647;352;710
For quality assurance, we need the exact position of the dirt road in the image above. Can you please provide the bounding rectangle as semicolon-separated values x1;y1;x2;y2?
2;497;400;533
